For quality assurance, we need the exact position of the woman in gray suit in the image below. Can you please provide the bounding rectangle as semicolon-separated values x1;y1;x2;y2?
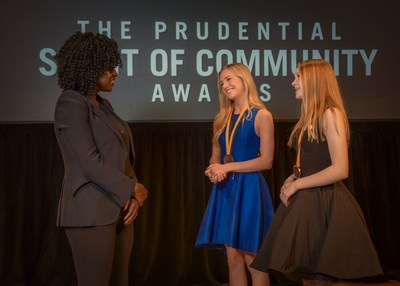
54;31;148;286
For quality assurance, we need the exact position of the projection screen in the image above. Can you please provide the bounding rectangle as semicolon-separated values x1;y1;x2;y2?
1;0;398;121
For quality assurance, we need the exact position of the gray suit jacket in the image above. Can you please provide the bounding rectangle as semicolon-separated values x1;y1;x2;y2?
54;90;137;227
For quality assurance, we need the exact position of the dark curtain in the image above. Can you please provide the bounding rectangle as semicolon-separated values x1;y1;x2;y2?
0;121;399;286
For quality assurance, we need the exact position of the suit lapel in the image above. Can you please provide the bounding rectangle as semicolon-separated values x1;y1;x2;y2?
86;96;136;165
86;96;124;146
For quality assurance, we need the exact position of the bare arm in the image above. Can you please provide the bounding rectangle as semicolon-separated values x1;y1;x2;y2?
209;143;221;165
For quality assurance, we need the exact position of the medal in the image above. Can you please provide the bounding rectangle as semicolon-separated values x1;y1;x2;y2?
224;154;234;163
224;108;247;164
293;165;301;179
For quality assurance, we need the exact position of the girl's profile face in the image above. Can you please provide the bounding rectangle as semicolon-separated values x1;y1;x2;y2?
292;68;303;100
219;69;245;102
96;69;118;93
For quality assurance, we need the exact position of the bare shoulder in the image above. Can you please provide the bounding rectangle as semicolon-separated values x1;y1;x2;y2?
323;107;345;134
255;108;273;123
323;107;336;120
255;108;274;136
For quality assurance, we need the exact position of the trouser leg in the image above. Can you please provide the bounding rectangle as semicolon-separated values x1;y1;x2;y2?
110;222;134;286
65;224;116;286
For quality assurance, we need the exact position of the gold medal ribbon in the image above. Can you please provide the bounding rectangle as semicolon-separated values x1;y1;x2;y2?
293;129;305;178
225;108;247;157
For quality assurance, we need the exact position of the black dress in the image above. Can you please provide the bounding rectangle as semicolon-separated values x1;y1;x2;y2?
250;133;383;282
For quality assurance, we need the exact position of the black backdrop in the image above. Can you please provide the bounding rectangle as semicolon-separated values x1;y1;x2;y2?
1;121;400;285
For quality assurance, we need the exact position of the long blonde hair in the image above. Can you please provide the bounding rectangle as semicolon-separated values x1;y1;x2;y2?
288;59;350;147
212;63;266;147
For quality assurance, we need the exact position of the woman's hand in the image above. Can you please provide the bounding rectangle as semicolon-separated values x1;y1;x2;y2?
205;163;227;183
280;178;298;207
282;174;296;185
133;183;148;206
122;197;140;226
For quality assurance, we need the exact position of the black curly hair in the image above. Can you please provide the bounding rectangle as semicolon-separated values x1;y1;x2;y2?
55;31;123;97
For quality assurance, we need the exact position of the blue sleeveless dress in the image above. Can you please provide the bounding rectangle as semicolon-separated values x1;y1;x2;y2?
195;108;274;253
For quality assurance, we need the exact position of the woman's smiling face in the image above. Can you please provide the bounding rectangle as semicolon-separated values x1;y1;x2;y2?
219;68;245;102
